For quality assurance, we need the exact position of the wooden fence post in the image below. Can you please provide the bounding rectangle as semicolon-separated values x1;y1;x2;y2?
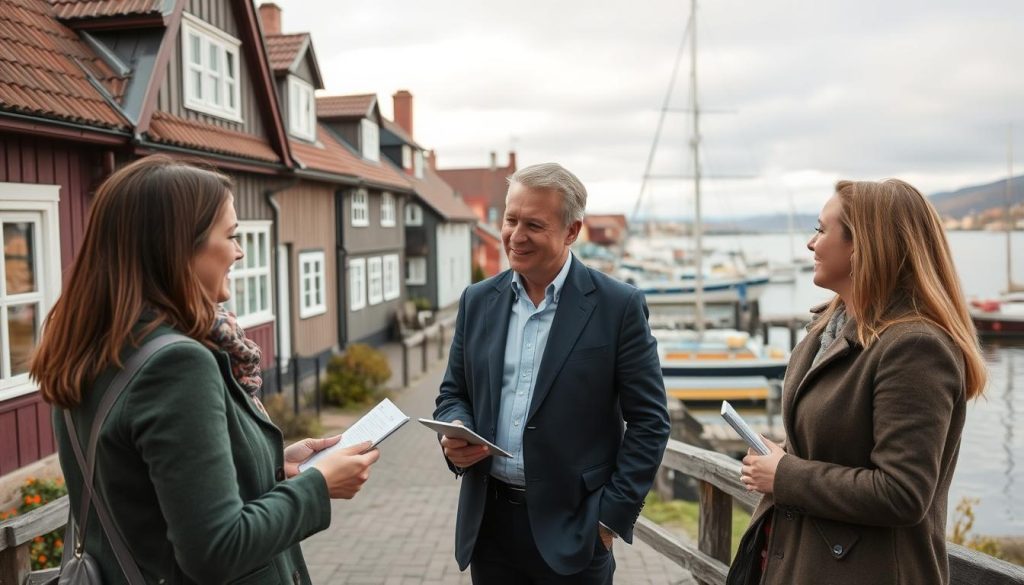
697;480;733;585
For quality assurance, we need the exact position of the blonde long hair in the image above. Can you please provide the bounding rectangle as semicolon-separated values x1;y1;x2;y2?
810;179;986;399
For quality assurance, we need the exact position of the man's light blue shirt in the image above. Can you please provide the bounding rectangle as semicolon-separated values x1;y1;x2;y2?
490;252;574;486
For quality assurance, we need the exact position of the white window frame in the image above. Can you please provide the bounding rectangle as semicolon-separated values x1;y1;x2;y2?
224;221;274;329
360;118;380;161
351;189;369;227
401;145;412;170
406;256;427;286
405;202;423;226
381;192;396;227
0;183;61;401
414;149;425;179
348;258;366;311
181;14;243;122
367;257;383;305
383;254;401;300
298;250;327;319
287;76;316;141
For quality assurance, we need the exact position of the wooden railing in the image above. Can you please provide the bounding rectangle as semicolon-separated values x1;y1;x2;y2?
635;439;1024;585
3;442;1023;584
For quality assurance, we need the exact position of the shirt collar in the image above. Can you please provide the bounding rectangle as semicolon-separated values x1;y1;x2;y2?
511;251;574;304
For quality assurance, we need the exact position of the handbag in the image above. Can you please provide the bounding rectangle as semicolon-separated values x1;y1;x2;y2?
29;334;190;585
726;508;772;585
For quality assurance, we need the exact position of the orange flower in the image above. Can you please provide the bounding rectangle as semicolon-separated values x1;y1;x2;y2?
33;536;43;543
23;495;31;505
54;538;63;548
32;494;42;505
37;554;46;564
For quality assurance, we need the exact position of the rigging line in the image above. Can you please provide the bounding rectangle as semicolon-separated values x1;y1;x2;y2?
631;12;694;223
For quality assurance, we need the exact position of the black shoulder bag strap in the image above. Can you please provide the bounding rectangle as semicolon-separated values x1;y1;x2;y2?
62;333;192;584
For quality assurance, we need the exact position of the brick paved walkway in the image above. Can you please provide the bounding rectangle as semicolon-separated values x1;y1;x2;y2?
301;345;695;585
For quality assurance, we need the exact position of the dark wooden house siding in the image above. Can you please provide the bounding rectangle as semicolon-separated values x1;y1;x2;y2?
278;181;338;357
155;0;268;137
0;135;103;474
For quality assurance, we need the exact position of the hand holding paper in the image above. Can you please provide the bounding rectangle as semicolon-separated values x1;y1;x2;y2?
298;398;409;472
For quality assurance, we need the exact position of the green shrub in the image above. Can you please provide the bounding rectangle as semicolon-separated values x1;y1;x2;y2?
410;296;432;312
321;344;391;408
472;263;487;283
263;393;323;439
0;477;68;568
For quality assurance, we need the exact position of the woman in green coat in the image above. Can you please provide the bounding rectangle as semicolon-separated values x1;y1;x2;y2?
31;155;379;584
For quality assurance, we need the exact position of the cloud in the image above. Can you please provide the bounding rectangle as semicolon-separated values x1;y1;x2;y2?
268;0;1024;214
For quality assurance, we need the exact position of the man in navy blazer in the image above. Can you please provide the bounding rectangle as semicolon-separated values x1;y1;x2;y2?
434;162;671;583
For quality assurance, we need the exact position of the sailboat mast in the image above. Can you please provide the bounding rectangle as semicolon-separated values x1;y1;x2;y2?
691;0;705;334
1007;123;1014;293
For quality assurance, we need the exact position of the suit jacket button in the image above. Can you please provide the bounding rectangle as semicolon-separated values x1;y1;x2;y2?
832;544;843;556
276;467;285;481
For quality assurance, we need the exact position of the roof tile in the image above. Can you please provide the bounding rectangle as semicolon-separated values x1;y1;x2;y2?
50;0;163;20
316;94;375;119
148;111;282;164
0;0;129;129
265;33;306;73
290;125;411;191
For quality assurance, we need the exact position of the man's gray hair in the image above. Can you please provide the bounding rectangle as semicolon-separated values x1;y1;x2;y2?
507;163;587;226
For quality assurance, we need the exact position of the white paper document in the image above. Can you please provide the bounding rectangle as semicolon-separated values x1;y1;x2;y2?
299;398;409;472
720;400;770;456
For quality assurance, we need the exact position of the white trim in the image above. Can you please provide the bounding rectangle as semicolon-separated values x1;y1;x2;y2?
381;192;396;227
367;257;383;305
351;189;369;227
276;244;292;365
287;75;316;141
414;149;425;179
225;221;274;329
0;184;61;401
360;118;380;162
349;257;366;311
298;250;327;319
383;254;401;300
181;13;243;123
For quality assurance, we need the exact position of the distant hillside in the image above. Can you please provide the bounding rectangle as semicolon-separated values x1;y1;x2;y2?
929;175;1024;219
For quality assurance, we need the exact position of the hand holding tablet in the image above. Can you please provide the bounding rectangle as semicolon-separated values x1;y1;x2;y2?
419;418;513;458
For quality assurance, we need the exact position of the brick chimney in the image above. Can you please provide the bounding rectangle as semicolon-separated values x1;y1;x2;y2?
508;151;517;171
258;3;282;35
428;149;437;171
489;151;497;171
393;90;414;137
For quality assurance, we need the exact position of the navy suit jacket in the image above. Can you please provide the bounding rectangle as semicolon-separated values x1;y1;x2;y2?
434;256;671;575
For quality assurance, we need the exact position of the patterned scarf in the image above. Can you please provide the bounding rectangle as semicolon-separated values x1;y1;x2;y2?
812;304;848;367
209;306;266;415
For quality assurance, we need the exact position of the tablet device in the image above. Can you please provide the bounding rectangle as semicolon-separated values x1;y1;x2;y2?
721;400;771;456
418;418;513;458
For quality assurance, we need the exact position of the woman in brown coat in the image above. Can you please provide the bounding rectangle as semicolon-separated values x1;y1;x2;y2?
729;179;986;585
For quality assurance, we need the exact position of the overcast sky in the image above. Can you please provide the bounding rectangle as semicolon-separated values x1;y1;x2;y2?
265;0;1024;218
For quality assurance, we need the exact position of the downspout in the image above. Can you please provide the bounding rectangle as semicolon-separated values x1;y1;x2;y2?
336;187;349;349
265;178;298;392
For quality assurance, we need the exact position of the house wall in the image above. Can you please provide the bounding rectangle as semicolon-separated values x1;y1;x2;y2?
0;134;103;475
405;206;439;308
155;0;269;137
436;222;472;309
277;181;338;357
339;188;405;345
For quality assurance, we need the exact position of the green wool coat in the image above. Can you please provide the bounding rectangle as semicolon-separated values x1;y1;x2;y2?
742;311;967;585
54;325;331;584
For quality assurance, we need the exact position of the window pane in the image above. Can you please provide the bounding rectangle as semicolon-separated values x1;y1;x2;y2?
225;52;235;79
3;222;36;294
228;82;236;109
192;70;203;99
246;234;256;269
210;74;221;105
190;34;201;64
234;278;245;314
209;44;219;72
258;232;267;267
7;303;38;376
248;276;258;314
258;275;268;312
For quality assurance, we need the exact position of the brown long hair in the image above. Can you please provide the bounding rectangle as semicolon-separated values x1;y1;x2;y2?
31;155;233;408
810;179;986;399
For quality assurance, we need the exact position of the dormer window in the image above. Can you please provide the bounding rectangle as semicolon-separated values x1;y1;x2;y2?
402;145;412;170
360;118;380;161
288;76;316;141
181;14;242;122
413;149;425;179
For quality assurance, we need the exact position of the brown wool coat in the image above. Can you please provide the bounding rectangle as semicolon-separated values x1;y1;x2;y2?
743;310;967;585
